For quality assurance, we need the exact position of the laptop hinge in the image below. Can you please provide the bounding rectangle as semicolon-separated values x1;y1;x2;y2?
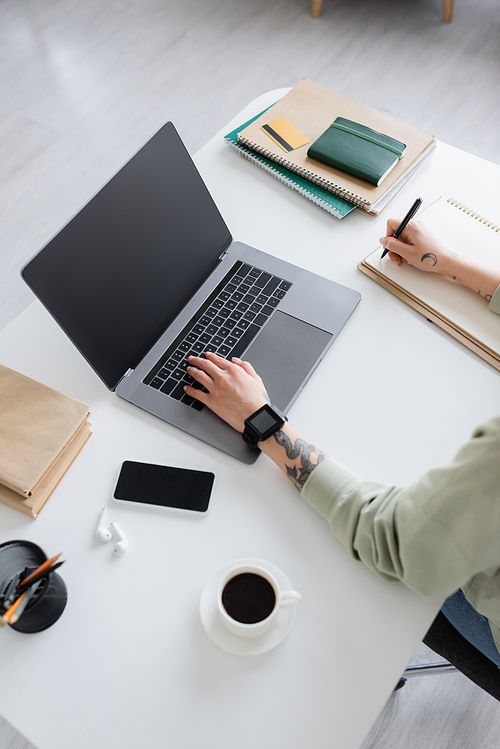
218;234;232;261
114;367;134;391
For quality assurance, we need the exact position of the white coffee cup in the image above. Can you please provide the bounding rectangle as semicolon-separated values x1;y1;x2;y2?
217;562;301;639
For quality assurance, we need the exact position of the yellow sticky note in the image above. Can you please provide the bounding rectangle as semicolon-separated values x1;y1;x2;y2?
260;118;310;153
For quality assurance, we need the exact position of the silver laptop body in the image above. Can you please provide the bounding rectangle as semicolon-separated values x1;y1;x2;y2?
22;123;361;464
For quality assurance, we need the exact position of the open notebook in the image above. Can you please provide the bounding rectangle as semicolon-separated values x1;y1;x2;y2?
358;197;500;369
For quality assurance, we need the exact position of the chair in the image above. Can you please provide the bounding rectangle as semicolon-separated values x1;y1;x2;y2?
311;0;455;23
396;611;500;700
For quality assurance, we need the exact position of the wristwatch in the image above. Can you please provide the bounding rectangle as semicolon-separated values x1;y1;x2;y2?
242;404;287;450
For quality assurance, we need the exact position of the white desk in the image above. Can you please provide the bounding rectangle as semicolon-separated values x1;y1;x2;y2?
1;90;499;749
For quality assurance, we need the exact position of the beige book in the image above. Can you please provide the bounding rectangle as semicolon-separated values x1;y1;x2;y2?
0;364;90;499
238;79;435;214
358;197;500;369
0;422;92;517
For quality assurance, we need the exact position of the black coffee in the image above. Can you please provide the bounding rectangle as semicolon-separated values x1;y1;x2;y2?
222;572;276;624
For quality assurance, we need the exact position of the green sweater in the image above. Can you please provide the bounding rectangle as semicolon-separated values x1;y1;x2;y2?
489;284;500;315
301;417;500;654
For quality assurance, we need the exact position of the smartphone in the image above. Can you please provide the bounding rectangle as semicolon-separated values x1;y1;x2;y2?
112;460;215;515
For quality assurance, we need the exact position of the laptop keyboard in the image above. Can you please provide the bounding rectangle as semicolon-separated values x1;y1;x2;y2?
143;262;292;410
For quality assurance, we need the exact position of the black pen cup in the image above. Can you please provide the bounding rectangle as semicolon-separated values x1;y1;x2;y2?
0;540;67;633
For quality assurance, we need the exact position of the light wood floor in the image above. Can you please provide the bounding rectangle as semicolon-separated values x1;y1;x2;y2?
1;0;500;747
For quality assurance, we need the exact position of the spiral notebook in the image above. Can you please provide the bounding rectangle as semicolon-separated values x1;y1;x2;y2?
224;108;356;220
358;197;500;369
238;80;436;215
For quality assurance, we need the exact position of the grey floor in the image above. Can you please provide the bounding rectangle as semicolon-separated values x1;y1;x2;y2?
1;0;500;747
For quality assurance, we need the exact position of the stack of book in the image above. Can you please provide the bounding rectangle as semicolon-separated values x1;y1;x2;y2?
0;364;91;517
225;79;435;219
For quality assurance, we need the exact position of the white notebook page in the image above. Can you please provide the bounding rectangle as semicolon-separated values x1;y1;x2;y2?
363;197;500;354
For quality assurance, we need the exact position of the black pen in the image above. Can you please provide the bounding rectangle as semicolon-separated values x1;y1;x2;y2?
381;197;423;259
16;561;65;594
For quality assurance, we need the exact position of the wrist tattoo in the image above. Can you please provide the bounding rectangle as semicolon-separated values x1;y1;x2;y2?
478;291;493;301
273;430;325;490
421;253;438;267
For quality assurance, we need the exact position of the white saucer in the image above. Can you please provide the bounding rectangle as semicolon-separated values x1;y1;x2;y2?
200;558;297;656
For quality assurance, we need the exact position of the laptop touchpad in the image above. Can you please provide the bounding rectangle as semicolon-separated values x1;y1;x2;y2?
244;311;332;411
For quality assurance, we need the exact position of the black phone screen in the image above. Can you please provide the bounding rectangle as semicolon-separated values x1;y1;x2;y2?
113;460;215;513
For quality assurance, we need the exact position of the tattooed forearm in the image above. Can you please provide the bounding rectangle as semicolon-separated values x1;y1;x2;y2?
273;430;301;460
273;430;325;490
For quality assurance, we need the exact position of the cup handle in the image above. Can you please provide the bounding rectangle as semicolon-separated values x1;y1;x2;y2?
280;590;302;608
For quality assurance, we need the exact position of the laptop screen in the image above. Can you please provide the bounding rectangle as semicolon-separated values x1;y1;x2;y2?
21;123;232;389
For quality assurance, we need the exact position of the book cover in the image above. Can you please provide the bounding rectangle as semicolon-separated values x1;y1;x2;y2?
308;117;406;186
0;364;90;498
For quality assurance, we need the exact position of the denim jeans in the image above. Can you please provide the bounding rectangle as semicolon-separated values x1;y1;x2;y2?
441;589;500;667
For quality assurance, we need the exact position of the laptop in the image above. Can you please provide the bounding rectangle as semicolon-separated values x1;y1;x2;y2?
21;122;361;464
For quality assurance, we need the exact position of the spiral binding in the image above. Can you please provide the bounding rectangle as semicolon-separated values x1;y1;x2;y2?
227;141;349;218
447;198;500;232
238;136;368;208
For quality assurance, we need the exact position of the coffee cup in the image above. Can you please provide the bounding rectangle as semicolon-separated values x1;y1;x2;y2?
217;562;301;639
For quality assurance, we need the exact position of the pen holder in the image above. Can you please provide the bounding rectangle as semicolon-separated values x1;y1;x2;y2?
0;540;67;633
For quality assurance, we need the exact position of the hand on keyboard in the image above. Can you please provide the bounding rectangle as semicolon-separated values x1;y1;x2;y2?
184;352;269;432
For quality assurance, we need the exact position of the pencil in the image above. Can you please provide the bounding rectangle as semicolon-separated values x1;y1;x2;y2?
9;580;42;624
18;553;62;588
0;589;29;627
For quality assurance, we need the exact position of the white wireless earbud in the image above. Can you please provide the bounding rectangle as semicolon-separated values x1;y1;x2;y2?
96;508;113;542
110;522;129;556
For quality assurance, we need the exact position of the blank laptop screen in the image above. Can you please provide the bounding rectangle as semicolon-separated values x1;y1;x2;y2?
22;122;232;389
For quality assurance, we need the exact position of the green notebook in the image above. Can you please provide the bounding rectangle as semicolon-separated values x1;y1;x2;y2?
308;117;406;187
224;108;355;220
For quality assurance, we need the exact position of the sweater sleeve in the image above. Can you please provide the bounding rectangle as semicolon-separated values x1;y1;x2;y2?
488;284;500;315
301;418;500;601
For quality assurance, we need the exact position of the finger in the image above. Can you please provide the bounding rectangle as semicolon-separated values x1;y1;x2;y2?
387;251;402;266
204;351;232;370
187;355;222;379
379;236;410;255
386;218;401;235
186;366;213;387
183;384;209;403
231;357;258;377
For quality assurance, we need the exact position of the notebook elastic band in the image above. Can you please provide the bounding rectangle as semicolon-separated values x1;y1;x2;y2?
330;122;403;156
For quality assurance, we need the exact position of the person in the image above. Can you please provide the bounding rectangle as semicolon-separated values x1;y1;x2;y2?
381;217;500;312
184;220;500;666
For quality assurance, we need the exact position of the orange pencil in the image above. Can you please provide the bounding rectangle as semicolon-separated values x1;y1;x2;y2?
18;553;62;588
0;589;29;627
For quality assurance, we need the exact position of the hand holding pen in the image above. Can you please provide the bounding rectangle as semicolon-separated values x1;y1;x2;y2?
380;197;423;259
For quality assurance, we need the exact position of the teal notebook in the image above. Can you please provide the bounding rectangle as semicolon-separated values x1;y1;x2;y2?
224;108;355;220
308;117;406;187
